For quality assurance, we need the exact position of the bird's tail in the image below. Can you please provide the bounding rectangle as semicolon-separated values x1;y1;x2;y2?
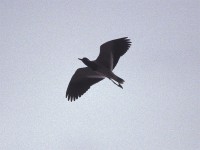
107;71;125;84
115;76;125;84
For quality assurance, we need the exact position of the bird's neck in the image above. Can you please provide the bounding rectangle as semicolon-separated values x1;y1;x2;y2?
83;60;98;71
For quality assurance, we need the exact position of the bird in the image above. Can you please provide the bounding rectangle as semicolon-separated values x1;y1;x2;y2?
66;37;131;101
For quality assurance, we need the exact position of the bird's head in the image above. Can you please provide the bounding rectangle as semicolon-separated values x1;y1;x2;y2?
78;57;90;63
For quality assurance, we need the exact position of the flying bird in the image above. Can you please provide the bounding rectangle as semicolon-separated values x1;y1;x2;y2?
66;37;131;101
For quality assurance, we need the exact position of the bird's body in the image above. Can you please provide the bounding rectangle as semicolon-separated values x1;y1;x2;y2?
81;58;124;84
66;37;131;101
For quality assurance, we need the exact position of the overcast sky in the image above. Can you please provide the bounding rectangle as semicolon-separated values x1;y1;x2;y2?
0;0;199;150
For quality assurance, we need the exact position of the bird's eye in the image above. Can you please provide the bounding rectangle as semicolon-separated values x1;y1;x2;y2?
84;58;88;61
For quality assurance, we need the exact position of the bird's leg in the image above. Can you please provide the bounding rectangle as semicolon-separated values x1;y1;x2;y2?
109;78;123;89
118;84;123;89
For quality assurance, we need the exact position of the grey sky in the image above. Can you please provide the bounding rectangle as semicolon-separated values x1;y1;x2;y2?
0;0;200;150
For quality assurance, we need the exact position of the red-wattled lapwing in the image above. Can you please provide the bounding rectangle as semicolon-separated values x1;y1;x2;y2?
66;37;131;101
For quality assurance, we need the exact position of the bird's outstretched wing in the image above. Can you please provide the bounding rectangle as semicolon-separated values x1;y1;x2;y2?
95;37;131;70
66;67;104;101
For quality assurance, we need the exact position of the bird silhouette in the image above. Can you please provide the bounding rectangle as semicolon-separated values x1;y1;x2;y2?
66;37;131;101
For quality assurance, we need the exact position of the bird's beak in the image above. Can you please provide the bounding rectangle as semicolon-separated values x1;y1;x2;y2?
78;58;82;60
